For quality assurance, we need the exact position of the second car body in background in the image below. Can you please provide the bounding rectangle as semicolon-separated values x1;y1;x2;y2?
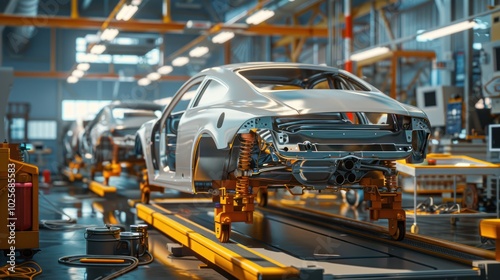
81;101;163;166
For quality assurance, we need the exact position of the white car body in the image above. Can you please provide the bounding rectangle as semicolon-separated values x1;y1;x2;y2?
136;62;431;194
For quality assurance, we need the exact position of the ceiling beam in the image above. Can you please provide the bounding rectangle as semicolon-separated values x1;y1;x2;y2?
0;14;328;37
273;0;399;46
0;14;186;33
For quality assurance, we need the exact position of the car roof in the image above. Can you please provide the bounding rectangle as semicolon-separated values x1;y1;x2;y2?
201;62;338;74
197;62;377;93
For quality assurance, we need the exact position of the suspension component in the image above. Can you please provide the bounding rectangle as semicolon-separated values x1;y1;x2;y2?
236;133;254;198
363;176;406;241
214;133;256;242
384;161;398;190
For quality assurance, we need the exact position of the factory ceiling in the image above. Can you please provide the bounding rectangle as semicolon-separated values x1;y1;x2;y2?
0;0;447;82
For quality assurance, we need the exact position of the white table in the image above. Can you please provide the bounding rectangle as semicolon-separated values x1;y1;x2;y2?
396;154;500;234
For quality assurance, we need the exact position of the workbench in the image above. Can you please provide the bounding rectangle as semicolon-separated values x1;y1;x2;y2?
396;154;500;234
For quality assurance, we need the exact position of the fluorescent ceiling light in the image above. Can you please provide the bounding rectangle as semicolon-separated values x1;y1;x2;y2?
100;28;119;41
147;72;161;81
67;76;79;84
81;53;98;62
77;63;90;71
172;56;189;67
138;77;151;86
189;46;209;57
72;69;85;78
90;44;106;54
246;9;275;25
212;31;235;44
350;46;390;61
157;65;173;75
416;20;477;42
116;4;139;21
131;0;142;5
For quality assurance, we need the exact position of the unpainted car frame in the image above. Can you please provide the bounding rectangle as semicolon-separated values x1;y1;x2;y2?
136;62;431;242
80;101;163;184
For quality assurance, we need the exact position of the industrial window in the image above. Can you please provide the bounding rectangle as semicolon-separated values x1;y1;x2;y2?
28;120;57;140
9;118;25;140
62;100;111;121
75;37;160;65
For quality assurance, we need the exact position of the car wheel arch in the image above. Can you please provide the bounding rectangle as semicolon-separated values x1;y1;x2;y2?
192;133;231;182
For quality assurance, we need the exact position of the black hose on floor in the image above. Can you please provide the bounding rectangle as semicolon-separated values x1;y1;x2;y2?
58;251;153;280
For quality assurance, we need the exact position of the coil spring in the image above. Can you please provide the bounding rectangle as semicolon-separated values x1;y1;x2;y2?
236;133;255;196
384;161;397;189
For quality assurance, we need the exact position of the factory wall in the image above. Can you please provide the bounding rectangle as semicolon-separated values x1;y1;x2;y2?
2;27;194;173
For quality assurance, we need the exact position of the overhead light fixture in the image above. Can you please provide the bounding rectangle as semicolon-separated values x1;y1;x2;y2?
172;56;189;67
131;0;142;5
147;72;161;81
138;77;151;86
350;46;390;61
189;46;209;57
116;4;139;21
185;20;212;30
416;20;477;42
90;44;106;54
72;69;85;78
246;9;275;25
81;53;99;62
67;76;79;84
100;28;119;41
157;65;173;75
77;63;90;71
212;31;235;44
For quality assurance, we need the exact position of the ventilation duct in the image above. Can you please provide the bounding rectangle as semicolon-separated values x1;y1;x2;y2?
5;0;39;54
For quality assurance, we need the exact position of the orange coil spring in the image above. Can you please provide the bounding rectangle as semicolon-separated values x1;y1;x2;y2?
384;161;397;189
236;133;255;196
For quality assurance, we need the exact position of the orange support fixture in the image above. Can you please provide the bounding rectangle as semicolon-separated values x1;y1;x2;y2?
479;219;500;261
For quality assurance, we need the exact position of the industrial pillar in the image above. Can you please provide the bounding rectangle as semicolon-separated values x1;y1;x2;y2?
344;0;353;72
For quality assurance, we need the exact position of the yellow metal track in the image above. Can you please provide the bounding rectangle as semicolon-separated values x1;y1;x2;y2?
88;181;117;197
136;202;300;280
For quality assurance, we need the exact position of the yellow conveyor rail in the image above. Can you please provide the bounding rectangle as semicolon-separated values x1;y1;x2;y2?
136;202;300;280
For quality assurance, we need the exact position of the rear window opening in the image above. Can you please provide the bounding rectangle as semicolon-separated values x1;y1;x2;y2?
237;67;370;91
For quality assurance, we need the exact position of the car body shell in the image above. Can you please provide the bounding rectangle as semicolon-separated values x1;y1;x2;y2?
136;62;431;194
81;101;163;164
63;118;90;162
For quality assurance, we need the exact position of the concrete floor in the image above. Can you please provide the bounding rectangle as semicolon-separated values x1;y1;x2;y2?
0;174;496;279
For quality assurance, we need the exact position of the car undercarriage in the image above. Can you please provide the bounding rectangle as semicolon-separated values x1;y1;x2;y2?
194;112;431;242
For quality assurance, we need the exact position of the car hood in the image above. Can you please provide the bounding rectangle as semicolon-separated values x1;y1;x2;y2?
262;89;427;118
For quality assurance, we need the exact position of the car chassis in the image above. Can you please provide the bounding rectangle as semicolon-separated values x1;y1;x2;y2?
141;110;430;242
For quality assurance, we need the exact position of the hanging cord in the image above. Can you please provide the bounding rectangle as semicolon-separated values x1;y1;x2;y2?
0;261;42;280
58;251;153;280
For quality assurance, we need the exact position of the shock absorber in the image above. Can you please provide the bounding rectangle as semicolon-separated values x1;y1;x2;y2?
235;133;255;197
384;160;397;190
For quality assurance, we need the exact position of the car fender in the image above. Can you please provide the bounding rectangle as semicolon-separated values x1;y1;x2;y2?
196;108;258;151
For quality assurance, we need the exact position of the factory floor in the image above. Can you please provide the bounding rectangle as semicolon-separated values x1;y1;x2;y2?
0;174;496;279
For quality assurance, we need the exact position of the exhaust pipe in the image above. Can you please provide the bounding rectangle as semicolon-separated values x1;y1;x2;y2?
329;173;345;185
345;172;356;184
340;158;355;171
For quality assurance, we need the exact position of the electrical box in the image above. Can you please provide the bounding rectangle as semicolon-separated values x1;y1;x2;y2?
416;86;463;127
